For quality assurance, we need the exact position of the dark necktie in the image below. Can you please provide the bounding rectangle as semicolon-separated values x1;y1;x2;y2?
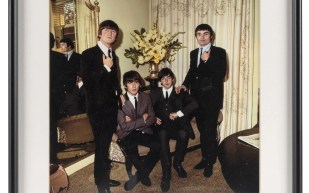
165;91;169;100
134;97;138;114
199;48;204;65
108;49;112;58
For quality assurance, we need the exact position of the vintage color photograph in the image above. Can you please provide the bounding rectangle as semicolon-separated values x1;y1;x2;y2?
49;0;259;192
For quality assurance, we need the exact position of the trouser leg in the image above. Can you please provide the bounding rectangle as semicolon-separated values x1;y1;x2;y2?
196;109;219;165
139;133;161;177
157;129;171;171
121;133;147;178
50;100;61;163
196;116;208;160
173;129;189;164
88;113;115;188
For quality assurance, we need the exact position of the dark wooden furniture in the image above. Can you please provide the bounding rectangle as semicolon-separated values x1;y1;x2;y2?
218;125;259;193
144;76;159;90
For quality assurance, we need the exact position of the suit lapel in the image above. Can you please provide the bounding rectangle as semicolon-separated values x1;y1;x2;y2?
169;89;177;100
123;93;135;117
137;92;144;116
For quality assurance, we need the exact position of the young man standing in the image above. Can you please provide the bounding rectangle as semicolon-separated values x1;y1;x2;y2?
117;71;161;191
150;68;198;192
59;37;85;116
177;24;227;178
50;32;67;163
59;37;81;94
80;20;122;193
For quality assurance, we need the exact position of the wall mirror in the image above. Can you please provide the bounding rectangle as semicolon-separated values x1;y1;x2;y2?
51;0;79;51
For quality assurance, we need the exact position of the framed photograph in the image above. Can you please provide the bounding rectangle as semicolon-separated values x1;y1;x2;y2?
9;0;304;192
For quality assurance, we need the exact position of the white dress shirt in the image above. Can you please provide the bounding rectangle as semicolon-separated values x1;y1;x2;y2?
97;41;113;72
127;93;139;109
162;87;184;117
197;43;211;67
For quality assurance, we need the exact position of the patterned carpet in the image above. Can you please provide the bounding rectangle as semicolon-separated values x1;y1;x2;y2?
67;148;234;193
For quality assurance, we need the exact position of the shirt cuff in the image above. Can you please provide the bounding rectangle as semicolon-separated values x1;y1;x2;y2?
177;111;184;117
104;65;111;72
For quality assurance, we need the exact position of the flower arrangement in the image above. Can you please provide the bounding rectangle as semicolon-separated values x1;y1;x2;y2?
124;20;185;68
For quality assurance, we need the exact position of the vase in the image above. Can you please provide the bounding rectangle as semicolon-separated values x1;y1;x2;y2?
149;62;159;79
144;62;160;90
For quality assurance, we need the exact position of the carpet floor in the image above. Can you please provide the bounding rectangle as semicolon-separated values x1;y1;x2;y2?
68;148;234;193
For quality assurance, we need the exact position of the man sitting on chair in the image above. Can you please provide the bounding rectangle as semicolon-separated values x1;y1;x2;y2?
116;70;161;191
150;68;198;192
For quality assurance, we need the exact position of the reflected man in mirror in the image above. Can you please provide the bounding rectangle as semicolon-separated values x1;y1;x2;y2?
58;37;86;117
50;32;67;163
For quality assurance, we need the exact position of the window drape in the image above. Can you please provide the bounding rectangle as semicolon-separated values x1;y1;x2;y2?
150;0;259;141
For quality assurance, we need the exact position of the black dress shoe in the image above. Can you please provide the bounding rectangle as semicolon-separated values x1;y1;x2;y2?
173;163;187;178
203;164;213;177
109;179;121;187
124;174;140;191
140;176;151;186
194;158;206;170
160;178;170;192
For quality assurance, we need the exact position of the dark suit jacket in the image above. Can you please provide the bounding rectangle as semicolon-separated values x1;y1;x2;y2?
183;45;226;110
117;92;156;140
63;52;81;93
50;50;67;104
150;88;198;131
80;45;121;115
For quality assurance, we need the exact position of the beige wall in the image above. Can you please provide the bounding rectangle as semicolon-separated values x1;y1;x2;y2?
77;0;151;90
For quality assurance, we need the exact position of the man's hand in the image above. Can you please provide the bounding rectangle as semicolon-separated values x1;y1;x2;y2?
175;85;187;94
143;113;149;122
155;117;162;125
201;49;211;62
76;75;83;88
169;112;178;120
125;115;131;123
119;95;125;106
103;54;113;68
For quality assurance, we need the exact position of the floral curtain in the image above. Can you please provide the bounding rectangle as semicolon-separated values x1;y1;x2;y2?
150;0;259;141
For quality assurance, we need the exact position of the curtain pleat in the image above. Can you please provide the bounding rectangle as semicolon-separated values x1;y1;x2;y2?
150;0;258;141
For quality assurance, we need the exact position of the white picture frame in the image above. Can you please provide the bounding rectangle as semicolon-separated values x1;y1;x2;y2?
8;0;306;192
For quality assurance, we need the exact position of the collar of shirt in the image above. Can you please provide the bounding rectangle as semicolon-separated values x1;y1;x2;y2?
162;87;173;98
97;41;113;59
197;43;212;66
66;50;73;60
127;92;139;108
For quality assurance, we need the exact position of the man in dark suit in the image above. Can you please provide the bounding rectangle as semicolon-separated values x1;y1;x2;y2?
150;68;198;192
59;37;85;117
59;37;81;80
50;32;67;163
117;71;161;191
177;24;227;178
80;20;122;193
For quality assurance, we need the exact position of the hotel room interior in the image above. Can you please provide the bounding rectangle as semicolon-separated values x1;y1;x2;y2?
50;0;260;192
